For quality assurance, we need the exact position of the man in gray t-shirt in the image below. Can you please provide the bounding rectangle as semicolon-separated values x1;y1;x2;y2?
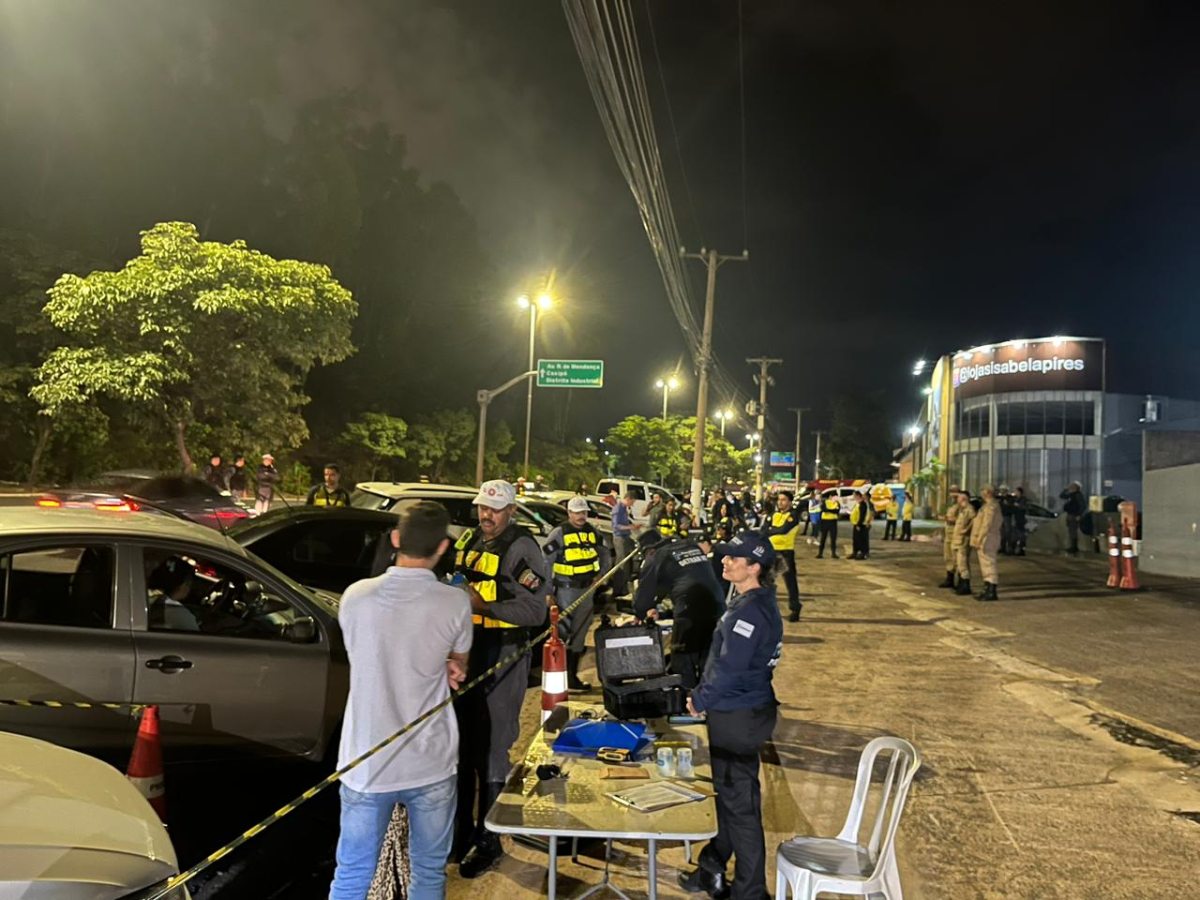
330;502;472;900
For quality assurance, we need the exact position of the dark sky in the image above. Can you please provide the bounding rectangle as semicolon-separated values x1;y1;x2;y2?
5;0;1200;456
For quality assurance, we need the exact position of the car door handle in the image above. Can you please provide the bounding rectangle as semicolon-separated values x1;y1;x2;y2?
145;655;193;673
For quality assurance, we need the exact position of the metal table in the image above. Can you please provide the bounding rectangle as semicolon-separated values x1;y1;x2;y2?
485;703;717;900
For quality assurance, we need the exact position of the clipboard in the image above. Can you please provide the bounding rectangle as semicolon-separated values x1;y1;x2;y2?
605;781;707;812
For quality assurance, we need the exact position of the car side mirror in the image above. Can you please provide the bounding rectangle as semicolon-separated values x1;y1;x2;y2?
286;616;318;643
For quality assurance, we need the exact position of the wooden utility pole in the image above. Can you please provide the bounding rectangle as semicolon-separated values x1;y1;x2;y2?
747;357;782;500
681;247;748;507
789;407;809;490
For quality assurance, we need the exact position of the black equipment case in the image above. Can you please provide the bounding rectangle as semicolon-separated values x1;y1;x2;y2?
594;621;686;719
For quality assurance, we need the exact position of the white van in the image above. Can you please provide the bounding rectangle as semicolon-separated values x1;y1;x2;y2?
595;477;677;522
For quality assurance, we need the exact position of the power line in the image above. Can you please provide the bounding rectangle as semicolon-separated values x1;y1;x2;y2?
737;0;749;251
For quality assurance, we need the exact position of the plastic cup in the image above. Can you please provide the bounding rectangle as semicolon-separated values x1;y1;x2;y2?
655;746;676;777
676;746;694;778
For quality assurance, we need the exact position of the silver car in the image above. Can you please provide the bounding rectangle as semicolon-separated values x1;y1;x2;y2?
0;508;346;762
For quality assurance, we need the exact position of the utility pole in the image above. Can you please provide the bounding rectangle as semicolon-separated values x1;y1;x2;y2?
681;246;748;507
747;357;783;500
813;430;824;481
789;407;809;490
476;370;536;486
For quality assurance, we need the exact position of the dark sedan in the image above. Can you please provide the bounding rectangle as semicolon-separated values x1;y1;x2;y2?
37;470;249;531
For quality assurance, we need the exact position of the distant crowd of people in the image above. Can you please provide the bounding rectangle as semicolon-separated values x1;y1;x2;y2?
198;452;352;514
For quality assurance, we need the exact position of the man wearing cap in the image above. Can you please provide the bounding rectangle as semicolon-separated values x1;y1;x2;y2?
633;528;726;689
938;484;962;588
543;496;612;690
760;490;802;621
451;479;549;878
678;532;783;900
254;453;278;516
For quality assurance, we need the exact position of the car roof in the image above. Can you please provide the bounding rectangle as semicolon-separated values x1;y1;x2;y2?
229;506;398;538
355;482;478;498
0;730;177;879
0;507;253;557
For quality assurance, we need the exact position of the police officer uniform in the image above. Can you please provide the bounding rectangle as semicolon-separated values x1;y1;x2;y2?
681;532;783;900
761;494;801;621
816;493;841;558
883;495;899;540
939;485;961;588
543;497;611;689
633;530;725;689
850;495;873;560
305;483;351;507
952;495;976;595
972;492;1002;601
900;493;914;541
452;480;549;877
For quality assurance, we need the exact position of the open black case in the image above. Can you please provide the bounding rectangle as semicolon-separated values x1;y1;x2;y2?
594;621;686;719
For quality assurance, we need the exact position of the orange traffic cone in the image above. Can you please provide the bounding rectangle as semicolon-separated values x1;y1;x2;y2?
127;705;166;821
1118;524;1141;591
541;607;569;724
1106;532;1120;588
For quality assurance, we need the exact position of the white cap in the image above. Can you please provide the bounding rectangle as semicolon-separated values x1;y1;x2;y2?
262;453;274;461
567;496;590;513
473;479;516;510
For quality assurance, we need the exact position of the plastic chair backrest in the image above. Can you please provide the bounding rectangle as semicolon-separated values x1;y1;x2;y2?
835;736;922;877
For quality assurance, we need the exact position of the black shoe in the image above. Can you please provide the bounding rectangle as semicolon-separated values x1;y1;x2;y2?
938;571;956;589
788;612;800;622
459;833;503;878
815;553;823;559
985;583;999;601
955;579;972;596
831;553;840;559
678;867;730;899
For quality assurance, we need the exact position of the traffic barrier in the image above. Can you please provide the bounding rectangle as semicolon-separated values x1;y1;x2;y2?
136;547;639;900
1106;532;1120;588
1119;524;1141;591
0;699;147;712
127;705;166;821
541;606;569;722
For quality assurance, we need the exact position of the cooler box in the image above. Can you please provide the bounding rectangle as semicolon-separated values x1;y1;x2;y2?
594;622;686;719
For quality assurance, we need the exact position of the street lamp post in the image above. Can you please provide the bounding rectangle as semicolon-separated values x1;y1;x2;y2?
655;376;679;420
715;408;734;437
518;293;552;479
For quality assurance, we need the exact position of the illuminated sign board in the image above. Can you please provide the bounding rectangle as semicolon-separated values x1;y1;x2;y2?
951;338;1103;399
769;451;795;467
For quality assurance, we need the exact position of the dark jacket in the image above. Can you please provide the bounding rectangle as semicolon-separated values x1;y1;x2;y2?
255;464;278;502
1060;488;1084;516
633;539;725;653
692;584;783;713
227;464;247;493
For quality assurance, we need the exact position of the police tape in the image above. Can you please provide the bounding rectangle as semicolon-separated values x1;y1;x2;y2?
142;548;639;900
0;699;149;712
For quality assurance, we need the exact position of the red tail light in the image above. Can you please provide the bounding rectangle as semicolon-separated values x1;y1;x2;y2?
36;497;62;508
95;501;138;512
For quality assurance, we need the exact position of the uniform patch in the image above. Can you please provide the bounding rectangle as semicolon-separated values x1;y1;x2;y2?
732;619;755;638
518;568;542;590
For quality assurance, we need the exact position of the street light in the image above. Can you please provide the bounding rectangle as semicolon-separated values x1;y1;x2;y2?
517;292;553;478
655;376;680;419
715;408;735;437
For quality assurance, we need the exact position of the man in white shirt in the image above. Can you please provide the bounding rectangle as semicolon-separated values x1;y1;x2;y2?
330;501;472;900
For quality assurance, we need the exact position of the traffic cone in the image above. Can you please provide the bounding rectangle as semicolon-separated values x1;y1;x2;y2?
1118;524;1140;591
127;705;166;821
541;607;569;724
1106;532;1120;588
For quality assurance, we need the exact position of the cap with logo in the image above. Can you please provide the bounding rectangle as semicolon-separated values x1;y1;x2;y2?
473;479;517;510
567;496;590;513
714;532;776;568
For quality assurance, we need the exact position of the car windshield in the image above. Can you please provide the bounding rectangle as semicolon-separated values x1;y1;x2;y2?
351;488;393;511
134;476;224;502
525;502;568;527
83;472;153;492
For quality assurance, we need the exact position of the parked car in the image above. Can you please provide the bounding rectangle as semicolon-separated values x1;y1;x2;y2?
821;486;863;518
37;470;249;531
0;508;346;763
520;497;615;545
0;730;187;899
594;477;677;522
350;482;552;545
524;489;614;522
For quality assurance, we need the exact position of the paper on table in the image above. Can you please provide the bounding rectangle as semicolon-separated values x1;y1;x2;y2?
605;781;707;812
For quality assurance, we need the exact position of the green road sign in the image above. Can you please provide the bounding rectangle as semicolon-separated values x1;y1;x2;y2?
537;359;604;388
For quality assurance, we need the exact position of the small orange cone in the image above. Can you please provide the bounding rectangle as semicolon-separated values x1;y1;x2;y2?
541;607;569;723
127;705;166;821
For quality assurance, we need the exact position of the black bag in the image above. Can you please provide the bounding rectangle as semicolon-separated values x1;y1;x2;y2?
594;621;685;719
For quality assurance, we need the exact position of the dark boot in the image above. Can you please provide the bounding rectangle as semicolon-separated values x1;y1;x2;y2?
939;570;956;589
567;650;592;691
677;866;730;899
975;582;990;601
459;782;505;878
986;583;999;601
955;578;972;596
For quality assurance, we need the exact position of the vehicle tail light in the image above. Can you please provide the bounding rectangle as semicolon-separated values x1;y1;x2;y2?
96;500;138;512
214;509;248;521
36;497;62;508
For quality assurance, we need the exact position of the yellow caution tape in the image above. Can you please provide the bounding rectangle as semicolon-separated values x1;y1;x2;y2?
0;699;149;712
142;549;638;900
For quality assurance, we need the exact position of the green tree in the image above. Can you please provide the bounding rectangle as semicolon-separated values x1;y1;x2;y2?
341;412;408;481
822;392;896;480
530;439;603;490
32;222;356;472
603;416;685;483
402;408;478;483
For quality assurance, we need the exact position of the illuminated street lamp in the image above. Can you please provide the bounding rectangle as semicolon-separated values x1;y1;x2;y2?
517;292;554;478
655;376;680;420
715;408;735;437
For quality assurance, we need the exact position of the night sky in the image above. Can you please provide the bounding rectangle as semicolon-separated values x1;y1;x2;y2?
5;0;1200;455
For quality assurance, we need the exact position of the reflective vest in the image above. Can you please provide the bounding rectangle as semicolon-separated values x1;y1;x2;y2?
821;497;841;520
768;510;797;551
658;514;678;537
887;499;900;519
310;486;350;507
454;526;521;629
552;525;601;583
851;502;873;526
902;499;914;521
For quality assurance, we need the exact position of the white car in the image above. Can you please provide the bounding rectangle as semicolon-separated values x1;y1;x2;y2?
0;731;187;899
821;486;864;518
594;478;677;522
350;482;552;545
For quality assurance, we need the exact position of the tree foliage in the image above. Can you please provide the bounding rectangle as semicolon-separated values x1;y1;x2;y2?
821;391;896;480
341;412;408;481
603;415;750;488
32;222;356;471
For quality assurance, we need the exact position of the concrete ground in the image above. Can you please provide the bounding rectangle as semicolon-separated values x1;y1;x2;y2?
453;524;1200;900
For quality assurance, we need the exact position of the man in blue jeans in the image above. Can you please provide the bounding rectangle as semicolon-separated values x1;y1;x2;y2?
330;501;473;900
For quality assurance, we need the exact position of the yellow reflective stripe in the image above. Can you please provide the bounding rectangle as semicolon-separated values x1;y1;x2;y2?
562;531;596;546
554;561;600;576
564;547;598;562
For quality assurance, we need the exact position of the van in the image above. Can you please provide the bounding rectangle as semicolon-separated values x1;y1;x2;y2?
595;477;678;522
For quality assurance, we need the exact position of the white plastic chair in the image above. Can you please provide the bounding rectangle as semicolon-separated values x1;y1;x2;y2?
775;736;921;900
